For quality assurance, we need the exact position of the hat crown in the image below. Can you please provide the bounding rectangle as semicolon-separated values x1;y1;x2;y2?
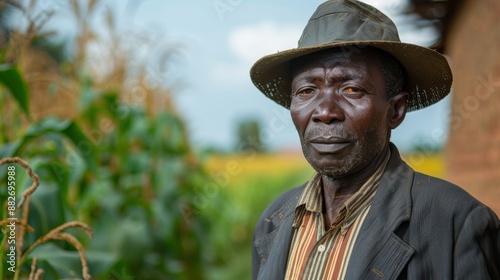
298;0;401;47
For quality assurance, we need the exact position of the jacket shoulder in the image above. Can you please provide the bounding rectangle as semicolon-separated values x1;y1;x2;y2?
410;172;497;230
407;172;500;278
412;172;484;209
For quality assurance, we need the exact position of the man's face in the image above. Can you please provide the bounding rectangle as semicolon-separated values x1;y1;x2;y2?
290;48;393;178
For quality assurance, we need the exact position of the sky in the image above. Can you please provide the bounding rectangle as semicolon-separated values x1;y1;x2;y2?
37;0;452;152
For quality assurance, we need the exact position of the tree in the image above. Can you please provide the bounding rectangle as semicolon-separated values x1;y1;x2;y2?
235;118;265;153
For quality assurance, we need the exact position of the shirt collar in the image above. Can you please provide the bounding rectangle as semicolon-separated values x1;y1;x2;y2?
293;150;391;230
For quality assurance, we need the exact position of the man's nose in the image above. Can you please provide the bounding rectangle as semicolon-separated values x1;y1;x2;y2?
311;93;345;124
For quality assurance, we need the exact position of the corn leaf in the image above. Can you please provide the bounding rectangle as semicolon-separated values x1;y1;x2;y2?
13;118;97;173
30;243;116;278
0;64;30;117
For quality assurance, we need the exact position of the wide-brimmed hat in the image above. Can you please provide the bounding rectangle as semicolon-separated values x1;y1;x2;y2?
250;0;452;111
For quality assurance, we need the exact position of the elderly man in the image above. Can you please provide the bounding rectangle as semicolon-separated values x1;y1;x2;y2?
250;1;500;279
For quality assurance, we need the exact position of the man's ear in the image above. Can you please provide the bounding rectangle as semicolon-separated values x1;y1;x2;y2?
388;91;409;129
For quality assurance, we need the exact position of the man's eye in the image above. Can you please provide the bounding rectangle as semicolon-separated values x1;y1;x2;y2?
341;87;366;97
296;88;315;96
343;87;362;93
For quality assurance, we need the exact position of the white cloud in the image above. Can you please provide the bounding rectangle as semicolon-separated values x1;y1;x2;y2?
228;21;303;63
211;21;302;88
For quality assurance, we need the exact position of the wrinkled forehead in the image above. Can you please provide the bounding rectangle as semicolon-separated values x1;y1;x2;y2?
289;47;383;77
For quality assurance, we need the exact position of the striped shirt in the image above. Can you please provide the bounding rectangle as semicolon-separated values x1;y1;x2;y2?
284;151;391;280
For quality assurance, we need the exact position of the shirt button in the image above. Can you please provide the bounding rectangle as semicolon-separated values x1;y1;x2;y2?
318;244;326;252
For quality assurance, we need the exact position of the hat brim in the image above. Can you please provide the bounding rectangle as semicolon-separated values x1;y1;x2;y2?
250;41;452;111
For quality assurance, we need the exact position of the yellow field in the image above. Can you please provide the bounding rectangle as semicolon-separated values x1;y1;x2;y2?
401;153;445;179
206;152;309;174
206;152;445;184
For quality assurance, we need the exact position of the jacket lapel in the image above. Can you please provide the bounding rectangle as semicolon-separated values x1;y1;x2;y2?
345;144;415;280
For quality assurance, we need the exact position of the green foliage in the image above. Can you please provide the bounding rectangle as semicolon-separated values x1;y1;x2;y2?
0;61;216;280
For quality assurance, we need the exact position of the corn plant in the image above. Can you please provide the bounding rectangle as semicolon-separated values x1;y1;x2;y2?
0;0;217;279
0;157;93;280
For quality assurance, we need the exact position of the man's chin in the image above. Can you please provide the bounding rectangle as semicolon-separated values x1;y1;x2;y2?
319;168;355;179
308;159;358;179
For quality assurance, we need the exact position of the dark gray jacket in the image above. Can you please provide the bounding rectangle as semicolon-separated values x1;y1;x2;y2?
252;144;500;280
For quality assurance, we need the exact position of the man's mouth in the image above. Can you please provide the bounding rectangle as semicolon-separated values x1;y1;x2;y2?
309;137;351;153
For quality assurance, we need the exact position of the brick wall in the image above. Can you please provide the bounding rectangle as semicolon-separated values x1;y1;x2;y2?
445;0;500;215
